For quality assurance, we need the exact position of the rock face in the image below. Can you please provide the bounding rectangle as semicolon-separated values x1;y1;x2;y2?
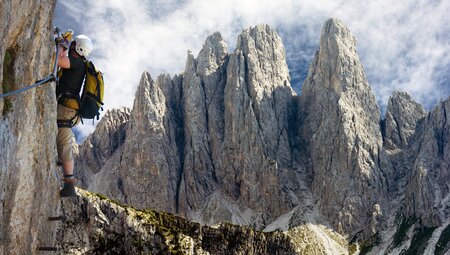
75;18;450;253
75;107;130;188
81;25;298;226
384;91;426;149
56;188;348;255
87;73;183;214
57;189;295;254
404;99;450;226
219;25;295;218
299;18;386;237
0;0;59;254
2;2;449;252
367;95;449;254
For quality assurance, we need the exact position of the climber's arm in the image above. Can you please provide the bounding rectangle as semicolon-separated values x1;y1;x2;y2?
57;44;70;69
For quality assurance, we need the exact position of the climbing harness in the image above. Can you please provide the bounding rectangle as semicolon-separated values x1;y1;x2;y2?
0;27;63;99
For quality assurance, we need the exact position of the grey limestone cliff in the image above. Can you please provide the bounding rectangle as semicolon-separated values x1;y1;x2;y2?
75;18;450;254
88;73;183;214
2;0;449;253
220;24;296;218
368;95;450;254
81;24;299;227
56;188;349;254
404;98;450;227
0;0;59;254
299;18;386;238
75;107;130;188
384;91;426;150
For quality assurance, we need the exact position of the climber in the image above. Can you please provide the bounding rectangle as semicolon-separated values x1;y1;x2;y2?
55;34;93;197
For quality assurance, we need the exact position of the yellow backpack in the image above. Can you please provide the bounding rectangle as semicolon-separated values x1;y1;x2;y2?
79;60;104;120
57;60;104;121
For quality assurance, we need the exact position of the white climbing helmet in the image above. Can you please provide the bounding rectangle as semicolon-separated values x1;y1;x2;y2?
73;35;93;57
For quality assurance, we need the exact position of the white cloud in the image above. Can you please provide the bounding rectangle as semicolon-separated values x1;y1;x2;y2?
54;0;450;141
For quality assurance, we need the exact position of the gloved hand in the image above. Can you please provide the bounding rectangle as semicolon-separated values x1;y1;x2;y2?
55;37;69;50
54;27;73;50
55;36;64;43
63;29;74;42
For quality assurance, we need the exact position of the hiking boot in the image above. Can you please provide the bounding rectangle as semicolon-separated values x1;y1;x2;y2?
60;182;76;197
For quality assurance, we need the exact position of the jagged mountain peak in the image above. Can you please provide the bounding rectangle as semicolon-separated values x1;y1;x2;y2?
75;107;130;187
303;17;373;97
131;71;174;125
129;71;154;116
201;32;227;61
384;90;426;149
235;23;290;88
300;18;385;237
238;23;281;47
135;71;152;97
72;19;450;254
80;106;131;158
184;32;228;78
2;0;450;251
391;90;413;100
388;90;427;110
321;18;356;52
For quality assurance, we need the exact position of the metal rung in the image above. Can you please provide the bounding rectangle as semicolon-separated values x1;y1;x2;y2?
36;247;57;251
48;216;66;221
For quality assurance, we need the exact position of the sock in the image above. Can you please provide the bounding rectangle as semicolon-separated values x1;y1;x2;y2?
63;174;75;183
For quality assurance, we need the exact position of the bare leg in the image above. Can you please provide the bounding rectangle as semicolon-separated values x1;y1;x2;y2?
57;105;78;196
62;161;74;176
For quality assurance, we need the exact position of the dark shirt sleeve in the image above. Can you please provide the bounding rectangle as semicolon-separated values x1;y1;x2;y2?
58;55;86;94
68;55;84;70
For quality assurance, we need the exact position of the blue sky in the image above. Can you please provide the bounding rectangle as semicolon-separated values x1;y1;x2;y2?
54;0;450;141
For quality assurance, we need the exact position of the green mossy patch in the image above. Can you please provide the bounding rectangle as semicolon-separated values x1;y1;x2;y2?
86;190;124;206
348;243;358;255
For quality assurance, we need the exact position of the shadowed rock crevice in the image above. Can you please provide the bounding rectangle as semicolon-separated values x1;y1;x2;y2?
1;46;18;116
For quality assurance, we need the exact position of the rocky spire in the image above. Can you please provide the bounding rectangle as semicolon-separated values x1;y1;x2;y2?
178;26;297;221
220;24;295;219
81;25;298;225
125;72;183;212
384;91;426;149
404;97;450;227
88;72;183;213
75;107;130;187
177;32;228;212
74;19;450;252
196;32;228;76
299;18;385;236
